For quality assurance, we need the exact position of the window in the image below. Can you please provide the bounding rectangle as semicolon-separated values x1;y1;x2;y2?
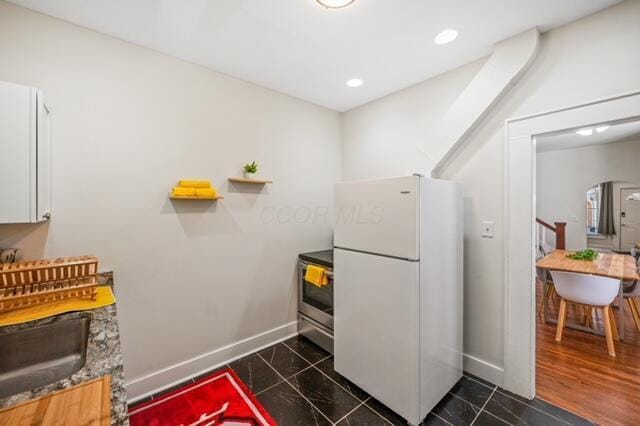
586;186;600;234
626;192;640;201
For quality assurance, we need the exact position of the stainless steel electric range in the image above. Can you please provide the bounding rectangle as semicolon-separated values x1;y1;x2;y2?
297;250;333;353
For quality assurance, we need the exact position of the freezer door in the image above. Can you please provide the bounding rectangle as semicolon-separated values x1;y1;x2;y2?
335;176;419;260
334;248;419;423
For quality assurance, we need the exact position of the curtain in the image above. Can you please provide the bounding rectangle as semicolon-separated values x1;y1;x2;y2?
598;181;616;235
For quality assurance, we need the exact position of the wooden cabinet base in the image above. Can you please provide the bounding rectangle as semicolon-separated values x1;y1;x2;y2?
0;376;111;425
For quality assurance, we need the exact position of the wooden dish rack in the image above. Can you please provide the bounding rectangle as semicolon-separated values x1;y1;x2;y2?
0;256;99;314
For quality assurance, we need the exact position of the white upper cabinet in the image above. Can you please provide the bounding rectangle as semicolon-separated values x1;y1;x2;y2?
0;81;51;224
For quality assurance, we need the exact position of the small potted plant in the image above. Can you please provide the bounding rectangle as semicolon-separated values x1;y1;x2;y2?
243;161;258;179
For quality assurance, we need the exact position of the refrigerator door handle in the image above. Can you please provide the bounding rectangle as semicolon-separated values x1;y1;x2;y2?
333;246;419;262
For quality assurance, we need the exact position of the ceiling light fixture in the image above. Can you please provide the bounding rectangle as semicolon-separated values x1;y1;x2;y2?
434;29;458;45
316;0;355;9
596;125;610;133
346;78;363;88
576;128;593;136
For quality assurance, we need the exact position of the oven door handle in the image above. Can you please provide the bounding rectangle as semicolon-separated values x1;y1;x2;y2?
299;262;334;279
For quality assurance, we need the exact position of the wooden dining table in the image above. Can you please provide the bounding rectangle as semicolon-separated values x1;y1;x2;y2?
536;249;640;339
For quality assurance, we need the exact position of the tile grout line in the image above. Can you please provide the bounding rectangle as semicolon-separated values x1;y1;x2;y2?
363;400;402;426
470;387;497;425
430;411;454;425
333;400;366;425
253;345;332;396
474;410;510;425
254;379;283;397
308;364;371;403
280;380;337;426
448;391;485;409
281;340;332;366
335;396;393;426
259;349;326;382
461;373;589;425
281;341;370;404
279;340;331;371
492;388;580;425
532;395;595;425
280;340;311;360
462;373;497;390
256;351;335;425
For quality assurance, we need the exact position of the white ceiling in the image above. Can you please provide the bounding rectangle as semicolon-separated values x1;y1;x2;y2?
10;0;621;111
537;120;640;153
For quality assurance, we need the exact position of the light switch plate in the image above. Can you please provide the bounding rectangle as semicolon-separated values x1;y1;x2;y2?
481;221;495;238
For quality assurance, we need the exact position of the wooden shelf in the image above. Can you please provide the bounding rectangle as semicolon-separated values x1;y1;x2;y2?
228;177;273;184
169;194;223;200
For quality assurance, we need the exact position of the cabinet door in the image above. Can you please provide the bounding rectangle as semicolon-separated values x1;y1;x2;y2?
37;91;51;221
0;81;37;224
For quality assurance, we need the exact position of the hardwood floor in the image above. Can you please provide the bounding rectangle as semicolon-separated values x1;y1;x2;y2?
536;279;640;425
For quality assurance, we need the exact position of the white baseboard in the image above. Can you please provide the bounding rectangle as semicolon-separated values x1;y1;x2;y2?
463;353;504;387
126;320;299;403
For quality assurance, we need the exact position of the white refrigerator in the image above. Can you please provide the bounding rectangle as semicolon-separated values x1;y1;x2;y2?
334;175;463;425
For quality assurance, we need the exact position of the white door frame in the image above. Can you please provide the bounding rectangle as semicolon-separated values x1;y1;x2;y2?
620;187;640;252
503;90;640;398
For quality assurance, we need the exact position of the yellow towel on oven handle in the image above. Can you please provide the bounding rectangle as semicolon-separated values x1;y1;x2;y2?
305;265;329;288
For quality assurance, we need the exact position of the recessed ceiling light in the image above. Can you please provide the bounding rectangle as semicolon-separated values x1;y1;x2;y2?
434;29;458;45
596;125;610;133
576;128;593;136
346;78;363;88
316;0;355;8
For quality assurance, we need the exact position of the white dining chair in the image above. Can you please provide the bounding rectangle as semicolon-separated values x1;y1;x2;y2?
551;270;620;356
623;257;640;331
537;245;556;318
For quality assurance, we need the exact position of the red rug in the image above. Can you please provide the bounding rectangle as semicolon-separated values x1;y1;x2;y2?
128;368;276;426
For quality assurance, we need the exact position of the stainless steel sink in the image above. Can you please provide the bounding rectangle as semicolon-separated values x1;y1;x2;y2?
0;317;90;398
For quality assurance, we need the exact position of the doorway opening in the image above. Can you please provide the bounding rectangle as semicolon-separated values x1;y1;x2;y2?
503;91;640;425
534;120;640;423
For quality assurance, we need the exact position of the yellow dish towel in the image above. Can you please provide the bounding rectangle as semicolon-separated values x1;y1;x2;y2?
0;286;116;327
179;180;211;189
195;188;218;198
305;265;329;288
172;187;196;197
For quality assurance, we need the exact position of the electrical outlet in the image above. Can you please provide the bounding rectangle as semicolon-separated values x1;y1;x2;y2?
481;221;495;238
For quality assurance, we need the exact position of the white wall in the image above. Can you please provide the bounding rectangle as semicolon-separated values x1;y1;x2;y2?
0;1;341;398
342;59;486;180
537;140;640;251
342;0;640;382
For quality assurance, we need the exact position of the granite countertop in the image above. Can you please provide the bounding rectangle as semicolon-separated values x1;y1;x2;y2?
0;278;128;425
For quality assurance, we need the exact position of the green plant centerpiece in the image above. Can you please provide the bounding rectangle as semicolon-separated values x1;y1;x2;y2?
243;161;258;179
567;249;599;261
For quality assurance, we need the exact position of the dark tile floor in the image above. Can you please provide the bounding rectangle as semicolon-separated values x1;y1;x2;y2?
129;335;594;425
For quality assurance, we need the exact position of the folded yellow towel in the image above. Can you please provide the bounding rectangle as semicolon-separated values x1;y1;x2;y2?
172;187;196;197
195;188;218;198
0;286;116;327
179;180;211;189
305;265;328;288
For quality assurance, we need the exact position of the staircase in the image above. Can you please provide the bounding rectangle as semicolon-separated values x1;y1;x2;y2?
536;218;566;256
